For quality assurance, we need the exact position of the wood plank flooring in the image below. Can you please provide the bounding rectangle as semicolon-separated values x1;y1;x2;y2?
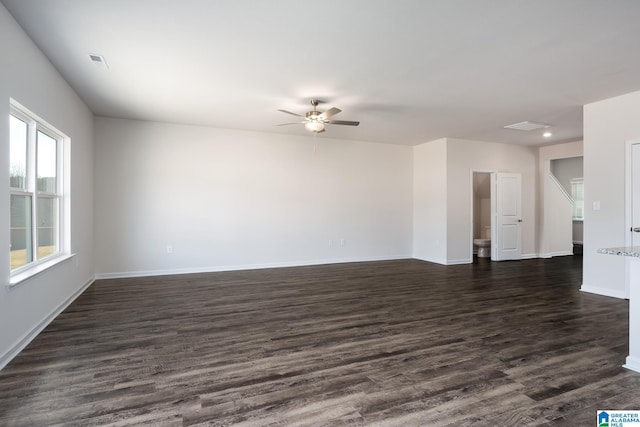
1;256;639;426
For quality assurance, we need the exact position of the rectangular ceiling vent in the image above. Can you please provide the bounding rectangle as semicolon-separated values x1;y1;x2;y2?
503;121;550;131
88;53;108;70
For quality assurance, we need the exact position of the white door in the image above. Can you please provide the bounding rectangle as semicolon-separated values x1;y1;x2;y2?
492;172;522;261
625;142;640;369
633;143;640;247
625;142;640;299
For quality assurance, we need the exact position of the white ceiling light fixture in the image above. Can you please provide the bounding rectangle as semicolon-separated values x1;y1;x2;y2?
304;106;325;133
305;119;325;133
543;131;552;138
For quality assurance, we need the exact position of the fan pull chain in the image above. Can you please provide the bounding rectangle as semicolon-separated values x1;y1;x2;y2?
312;128;317;153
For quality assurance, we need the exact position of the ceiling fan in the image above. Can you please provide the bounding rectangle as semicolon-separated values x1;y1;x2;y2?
277;99;360;133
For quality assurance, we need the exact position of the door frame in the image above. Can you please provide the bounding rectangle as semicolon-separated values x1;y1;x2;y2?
624;139;640;298
469;169;497;262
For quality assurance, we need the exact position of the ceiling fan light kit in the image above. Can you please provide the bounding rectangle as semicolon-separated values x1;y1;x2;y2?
305;120;325;133
277;99;359;134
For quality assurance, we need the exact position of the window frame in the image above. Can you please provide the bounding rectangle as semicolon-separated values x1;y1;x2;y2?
9;102;69;284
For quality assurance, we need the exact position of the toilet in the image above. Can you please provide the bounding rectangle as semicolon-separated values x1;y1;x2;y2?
473;226;491;258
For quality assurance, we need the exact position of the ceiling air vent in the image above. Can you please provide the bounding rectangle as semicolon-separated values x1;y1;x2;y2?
88;53;108;70
503;121;550;131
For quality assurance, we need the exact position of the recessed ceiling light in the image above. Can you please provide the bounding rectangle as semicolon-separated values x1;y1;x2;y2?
88;53;108;70
543;131;552;138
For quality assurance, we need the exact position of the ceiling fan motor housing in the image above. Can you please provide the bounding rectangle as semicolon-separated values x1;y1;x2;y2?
306;111;321;120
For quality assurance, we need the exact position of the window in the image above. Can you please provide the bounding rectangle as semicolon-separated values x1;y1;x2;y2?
9;103;66;275
571;178;584;221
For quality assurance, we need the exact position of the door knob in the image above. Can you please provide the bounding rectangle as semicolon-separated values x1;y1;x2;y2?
632;227;640;232
517;219;523;223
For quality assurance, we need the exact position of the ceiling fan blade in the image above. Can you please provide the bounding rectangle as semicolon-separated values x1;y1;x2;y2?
276;122;305;126
318;107;341;120
277;109;304;117
326;120;360;126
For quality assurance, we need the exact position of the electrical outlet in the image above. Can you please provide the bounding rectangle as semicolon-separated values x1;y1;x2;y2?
166;245;173;254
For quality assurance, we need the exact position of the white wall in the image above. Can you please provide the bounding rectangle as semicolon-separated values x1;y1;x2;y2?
538;141;583;257
446;138;538;263
413;138;537;264
94;117;413;276
583;90;640;298
0;4;94;368
413;139;447;263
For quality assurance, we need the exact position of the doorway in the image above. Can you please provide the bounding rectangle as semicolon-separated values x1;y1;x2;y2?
472;172;492;261
550;157;584;254
470;171;523;262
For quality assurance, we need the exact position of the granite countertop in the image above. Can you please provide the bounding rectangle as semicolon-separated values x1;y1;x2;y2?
597;246;640;257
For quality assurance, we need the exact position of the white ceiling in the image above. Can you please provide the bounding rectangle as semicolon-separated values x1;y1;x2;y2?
3;0;640;146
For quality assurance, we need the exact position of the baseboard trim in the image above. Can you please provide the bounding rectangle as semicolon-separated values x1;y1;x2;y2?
580;284;627;300
538;251;574;259
446;258;472;265
95;255;413;280
413;257;448;265
0;276;95;371
521;253;538;259
624;355;640;373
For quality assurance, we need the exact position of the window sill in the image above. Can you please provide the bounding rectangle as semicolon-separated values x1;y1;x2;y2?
8;253;76;289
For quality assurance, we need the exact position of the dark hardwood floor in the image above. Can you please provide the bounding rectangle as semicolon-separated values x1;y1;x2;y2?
1;256;638;426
